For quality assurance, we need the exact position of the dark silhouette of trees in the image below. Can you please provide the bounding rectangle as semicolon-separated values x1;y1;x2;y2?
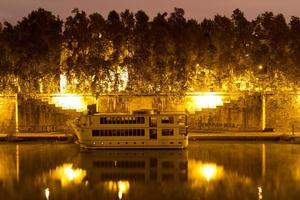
0;8;299;95
1;8;62;93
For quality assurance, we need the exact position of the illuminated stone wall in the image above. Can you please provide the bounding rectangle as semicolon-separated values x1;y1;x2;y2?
2;93;297;134
17;94;92;133
188;95;262;131
266;94;300;132
0;95;16;134
97;94;262;131
97;95;185;113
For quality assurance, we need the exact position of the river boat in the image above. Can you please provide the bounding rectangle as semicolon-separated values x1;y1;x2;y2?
69;110;188;149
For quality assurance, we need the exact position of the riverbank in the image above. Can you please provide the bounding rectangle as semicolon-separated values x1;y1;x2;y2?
1;131;300;142
0;132;74;141
189;130;300;142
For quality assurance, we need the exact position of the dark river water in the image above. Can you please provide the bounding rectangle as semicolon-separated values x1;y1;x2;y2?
0;141;300;200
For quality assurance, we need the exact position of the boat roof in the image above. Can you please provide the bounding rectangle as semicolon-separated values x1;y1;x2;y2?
91;111;186;116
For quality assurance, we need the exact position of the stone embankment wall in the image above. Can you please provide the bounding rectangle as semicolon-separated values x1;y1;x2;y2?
98;94;262;131
1;93;298;134
266;94;300;132
0;95;16;134
188;95;262;131
18;96;76;132
97;95;185;113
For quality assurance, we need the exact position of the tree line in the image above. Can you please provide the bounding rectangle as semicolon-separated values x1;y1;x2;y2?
0;8;299;95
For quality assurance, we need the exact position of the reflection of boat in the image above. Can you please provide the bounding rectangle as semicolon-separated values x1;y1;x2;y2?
69;110;188;149
77;150;188;183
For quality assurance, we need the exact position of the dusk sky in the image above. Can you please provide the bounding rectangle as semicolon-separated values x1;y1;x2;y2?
0;0;299;23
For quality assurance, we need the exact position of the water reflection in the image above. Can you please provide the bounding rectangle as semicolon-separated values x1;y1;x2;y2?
104;181;130;199
49;163;86;187
44;188;50;200
0;142;300;200
189;161;224;182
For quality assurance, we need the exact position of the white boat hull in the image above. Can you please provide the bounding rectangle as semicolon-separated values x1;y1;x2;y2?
69;111;189;149
78;139;188;149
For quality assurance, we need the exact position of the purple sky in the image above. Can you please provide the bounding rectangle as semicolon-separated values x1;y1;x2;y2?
0;0;299;23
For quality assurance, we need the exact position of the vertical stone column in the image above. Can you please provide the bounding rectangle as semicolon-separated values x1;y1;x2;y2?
15;94;19;133
261;94;266;131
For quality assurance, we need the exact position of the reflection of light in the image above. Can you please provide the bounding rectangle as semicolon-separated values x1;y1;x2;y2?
50;163;86;187
0;149;16;184
118;181;130;199
189;161;224;183
51;94;86;111
258;186;263;200
192;92;223;110
45;188;50;200
200;164;218;181
105;181;130;199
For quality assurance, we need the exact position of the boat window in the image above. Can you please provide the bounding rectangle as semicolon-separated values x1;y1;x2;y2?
99;116;146;124
106;117;111;124
92;130;99;136
150;117;157;127
178;115;186;125
100;117;105;124
162;129;174;136
150;129;157;139
161;116;174;124
93;129;146;137
137;117;145;124
120;129;125;136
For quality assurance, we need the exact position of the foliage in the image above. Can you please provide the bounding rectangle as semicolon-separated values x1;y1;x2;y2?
0;8;62;93
0;8;299;95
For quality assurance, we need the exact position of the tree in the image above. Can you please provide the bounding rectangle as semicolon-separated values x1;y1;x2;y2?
2;8;63;93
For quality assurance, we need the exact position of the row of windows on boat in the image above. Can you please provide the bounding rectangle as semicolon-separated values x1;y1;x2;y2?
93;160;188;169
99;116;175;124
100;173;188;181
92;129;174;137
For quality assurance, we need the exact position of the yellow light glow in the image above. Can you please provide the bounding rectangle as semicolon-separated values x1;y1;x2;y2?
50;163;86;187
199;164;218;181
44;188;50;200
189;161;224;183
51;94;86;111
192;92;223;110
105;180;130;200
258;65;263;70
258;186;263;200
118;181;130;199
